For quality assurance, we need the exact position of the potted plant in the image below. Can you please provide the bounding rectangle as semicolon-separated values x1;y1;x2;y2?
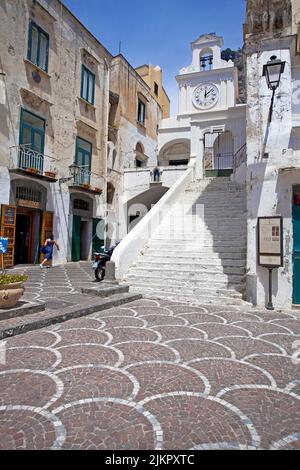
0;274;28;309
81;183;91;189
94;187;102;194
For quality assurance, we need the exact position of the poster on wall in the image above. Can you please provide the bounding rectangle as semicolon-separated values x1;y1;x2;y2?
258;216;283;268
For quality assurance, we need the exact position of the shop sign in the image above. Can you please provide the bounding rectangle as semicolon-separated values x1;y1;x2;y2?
258;216;283;267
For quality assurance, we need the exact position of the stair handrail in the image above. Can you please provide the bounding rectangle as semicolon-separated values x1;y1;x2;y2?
233;143;247;171
112;165;194;279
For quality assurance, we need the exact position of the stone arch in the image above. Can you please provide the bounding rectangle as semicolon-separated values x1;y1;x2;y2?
135;141;148;167
158;139;191;166
107;182;115;205
200;47;214;71
10;178;47;210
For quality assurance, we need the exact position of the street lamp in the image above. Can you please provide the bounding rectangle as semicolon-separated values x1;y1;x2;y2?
59;163;80;184
263;56;286;91
263;56;286;122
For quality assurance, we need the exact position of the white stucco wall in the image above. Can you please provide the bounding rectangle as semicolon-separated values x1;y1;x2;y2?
246;35;300;309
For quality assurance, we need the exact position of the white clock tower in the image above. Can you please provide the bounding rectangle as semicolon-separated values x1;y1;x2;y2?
177;34;238;114
158;33;246;180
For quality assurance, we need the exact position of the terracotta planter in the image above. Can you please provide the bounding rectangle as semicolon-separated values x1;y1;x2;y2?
0;282;25;309
26;167;39;175
45;171;57;178
81;184;90;189
94;187;102;193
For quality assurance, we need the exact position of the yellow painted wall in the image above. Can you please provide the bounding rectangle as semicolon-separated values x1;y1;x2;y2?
136;64;170;118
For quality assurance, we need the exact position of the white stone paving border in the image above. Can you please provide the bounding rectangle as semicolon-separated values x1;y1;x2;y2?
0;404;66;450
112;340;182;364
0;369;64;410
167;337;236;360
138;392;261;449
6;345;62;370
124;360;211;396
56;343;125;368
54;364;140;401
270;433;300;450
185;357;277;388
51;397;164;450
216;384;300;402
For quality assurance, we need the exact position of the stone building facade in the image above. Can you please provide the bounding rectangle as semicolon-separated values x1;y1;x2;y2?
107;55;165;243
0;0;111;267
244;0;300;308
0;0;168;267
135;64;170;119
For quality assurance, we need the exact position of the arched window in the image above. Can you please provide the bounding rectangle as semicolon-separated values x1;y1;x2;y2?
135;142;147;168
200;49;213;71
107;183;115;205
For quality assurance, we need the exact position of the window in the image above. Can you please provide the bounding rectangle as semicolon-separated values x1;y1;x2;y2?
19;109;45;173
27;21;49;72
73;199;89;211
75;137;92;185
137;99;146;126
154;82;159;97
81;65;95;104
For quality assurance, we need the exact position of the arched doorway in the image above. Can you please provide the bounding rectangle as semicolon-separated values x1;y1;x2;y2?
4;179;50;266
204;131;234;177
158;139;191;166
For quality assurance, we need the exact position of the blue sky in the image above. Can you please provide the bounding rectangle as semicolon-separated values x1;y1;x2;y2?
63;0;246;114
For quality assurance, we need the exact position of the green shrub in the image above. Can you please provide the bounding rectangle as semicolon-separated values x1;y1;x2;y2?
0;274;28;285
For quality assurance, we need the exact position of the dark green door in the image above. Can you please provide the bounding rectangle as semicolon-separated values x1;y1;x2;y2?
293;205;300;304
72;215;81;262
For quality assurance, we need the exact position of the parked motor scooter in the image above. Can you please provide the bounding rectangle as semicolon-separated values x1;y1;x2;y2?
92;245;117;282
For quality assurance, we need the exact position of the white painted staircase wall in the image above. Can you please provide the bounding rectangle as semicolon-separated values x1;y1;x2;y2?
123;177;248;306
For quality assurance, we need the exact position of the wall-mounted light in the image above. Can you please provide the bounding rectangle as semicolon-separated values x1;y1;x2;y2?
263;56;286;122
59;163;80;185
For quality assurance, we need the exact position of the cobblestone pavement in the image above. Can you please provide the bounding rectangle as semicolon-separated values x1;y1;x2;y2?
0;297;300;450
9;262;95;307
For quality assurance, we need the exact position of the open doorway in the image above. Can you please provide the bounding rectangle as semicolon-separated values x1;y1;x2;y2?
15;213;31;264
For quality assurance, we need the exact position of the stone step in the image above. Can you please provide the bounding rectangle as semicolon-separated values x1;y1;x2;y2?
153;232;246;239
146;243;247;254
0;292;143;340
148;239;246;248
135;256;246;268
128;265;246;277
128;287;246;306
126;276;245;291
82;284;129;297
128;282;244;298
144;249;246;260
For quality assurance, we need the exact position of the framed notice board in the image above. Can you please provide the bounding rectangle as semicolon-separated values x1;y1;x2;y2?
258;216;283;268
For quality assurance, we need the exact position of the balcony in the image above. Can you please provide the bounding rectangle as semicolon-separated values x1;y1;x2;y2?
9;145;57;182
70;167;104;195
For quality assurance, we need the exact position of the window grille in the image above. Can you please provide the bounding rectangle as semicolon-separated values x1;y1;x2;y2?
16;186;42;203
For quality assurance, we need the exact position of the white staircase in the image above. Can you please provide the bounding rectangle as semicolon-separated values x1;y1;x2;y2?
124;177;248;306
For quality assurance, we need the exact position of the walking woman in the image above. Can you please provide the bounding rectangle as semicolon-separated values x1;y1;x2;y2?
40;234;59;268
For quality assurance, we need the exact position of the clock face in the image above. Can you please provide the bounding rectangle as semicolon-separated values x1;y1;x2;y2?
193;83;219;110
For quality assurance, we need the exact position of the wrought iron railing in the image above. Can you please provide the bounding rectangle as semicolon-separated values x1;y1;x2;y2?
9;145;56;176
204;151;234;171
233;144;247;171
73;166;104;192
